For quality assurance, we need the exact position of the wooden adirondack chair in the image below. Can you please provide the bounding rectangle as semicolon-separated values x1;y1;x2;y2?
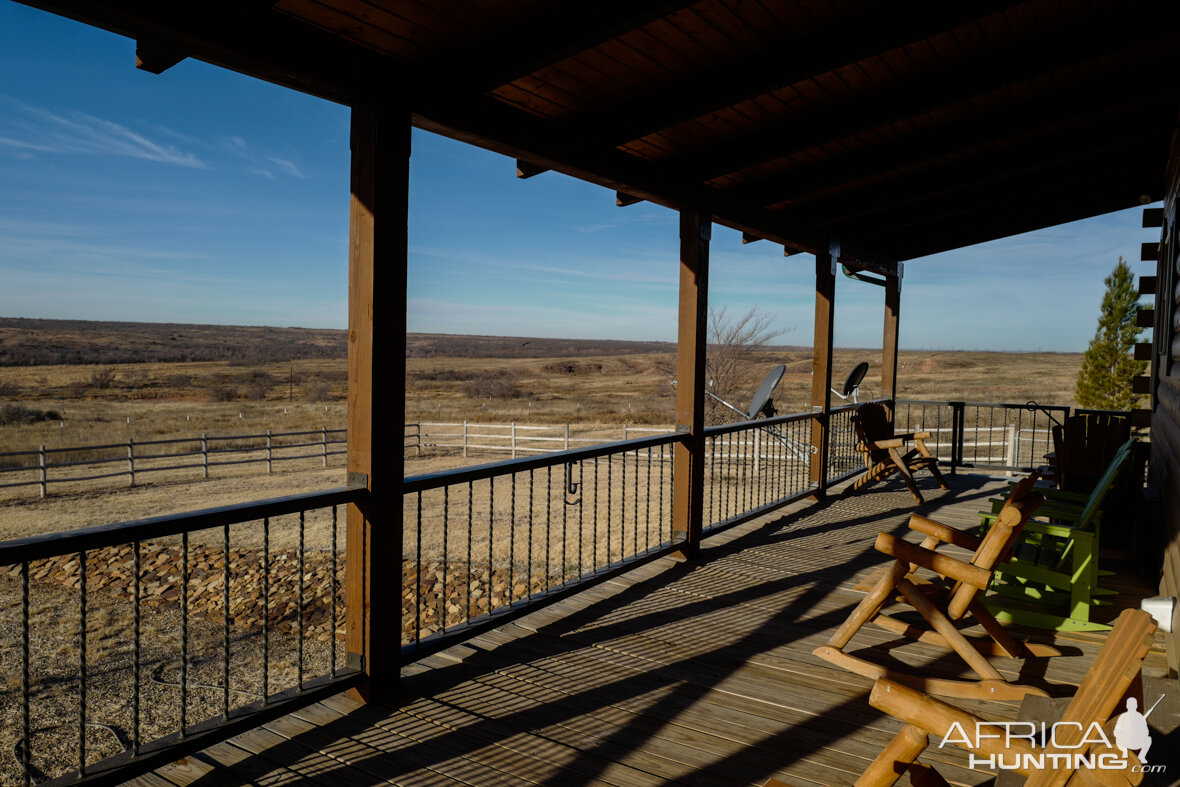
1053;413;1131;495
855;607;1158;787
815;473;1059;701
982;440;1135;632
849;403;948;505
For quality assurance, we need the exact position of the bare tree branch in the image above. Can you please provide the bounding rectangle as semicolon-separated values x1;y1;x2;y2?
705;307;791;424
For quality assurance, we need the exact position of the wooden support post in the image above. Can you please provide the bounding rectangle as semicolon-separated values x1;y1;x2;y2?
672;209;710;558
39;445;47;498
345;100;408;704
809;248;836;494
882;272;901;418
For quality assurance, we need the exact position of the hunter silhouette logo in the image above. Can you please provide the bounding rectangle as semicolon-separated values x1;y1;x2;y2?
1113;695;1163;764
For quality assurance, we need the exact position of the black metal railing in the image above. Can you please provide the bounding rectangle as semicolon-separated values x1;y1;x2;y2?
702;411;818;531
402;433;685;660
826;403;863;483
895;400;1070;473
0;487;363;786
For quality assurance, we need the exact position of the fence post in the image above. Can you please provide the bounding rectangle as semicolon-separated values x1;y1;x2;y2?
463;421;468;458
202;433;209;479
565;423;570;450
39;445;46;498
322;427;328;468
267;429;273;473
416;422;421;456
511;422;517;459
624;424;629;441
127;438;135;487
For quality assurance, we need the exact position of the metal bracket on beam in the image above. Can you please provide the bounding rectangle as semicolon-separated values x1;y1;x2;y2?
135;40;186;74
827;238;840;276
348;471;369;489
347;651;366;672
515;160;548;179
676;424;691;434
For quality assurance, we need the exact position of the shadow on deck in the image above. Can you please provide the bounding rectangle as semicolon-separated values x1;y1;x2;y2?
149;474;1167;787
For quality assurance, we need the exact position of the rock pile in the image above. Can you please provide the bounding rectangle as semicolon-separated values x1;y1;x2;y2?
0;544;345;643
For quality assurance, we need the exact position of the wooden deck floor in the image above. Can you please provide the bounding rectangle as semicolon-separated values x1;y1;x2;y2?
145;474;1168;787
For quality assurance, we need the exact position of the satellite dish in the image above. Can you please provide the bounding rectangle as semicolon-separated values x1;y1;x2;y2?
842;362;869;398
747;364;786;419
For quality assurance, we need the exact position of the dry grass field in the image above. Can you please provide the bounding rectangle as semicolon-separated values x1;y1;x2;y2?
0;322;1104;782
0;324;1090;537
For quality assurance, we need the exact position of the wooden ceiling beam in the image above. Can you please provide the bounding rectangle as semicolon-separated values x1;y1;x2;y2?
596;0;1012;145
860;166;1163;261
438;0;700;93
789;115;1174;233
15;0;388;103
679;5;1178;181
410;91;841;256
729;67;1177;210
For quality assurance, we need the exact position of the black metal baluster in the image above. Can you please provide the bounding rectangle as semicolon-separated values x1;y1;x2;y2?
262;517;269;704
297;510;305;691
633;449;639;555
488;478;494;611
509;474;516;604
592;459;599;570
180;533;188;736
466;481;473;625
526;469;533;601
21;561;30;787
78;550;87;774
441;486;449;628
606;454;613;564
330;506;338;676
223;522;230;719
416;491;422;643
577;461;584;575
545;466;551;593
132;542;140;756
645;446;652;551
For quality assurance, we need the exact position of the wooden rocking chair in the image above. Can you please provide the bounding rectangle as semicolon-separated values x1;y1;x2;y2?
856;607;1158;787
849;403;948;504
815;473;1058;701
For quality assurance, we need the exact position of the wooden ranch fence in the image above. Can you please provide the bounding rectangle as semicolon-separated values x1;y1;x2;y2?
0;428;346;498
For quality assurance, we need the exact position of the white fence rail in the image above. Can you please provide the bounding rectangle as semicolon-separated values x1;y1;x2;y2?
406;421;673;459
0;428;347;498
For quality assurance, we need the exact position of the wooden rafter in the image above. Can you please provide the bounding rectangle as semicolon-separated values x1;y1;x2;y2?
592;0;1015;145
676;5;1177;181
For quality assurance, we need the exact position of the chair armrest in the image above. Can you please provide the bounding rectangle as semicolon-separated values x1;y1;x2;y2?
907;514;983;551
875;533;990;589
867;437;907;449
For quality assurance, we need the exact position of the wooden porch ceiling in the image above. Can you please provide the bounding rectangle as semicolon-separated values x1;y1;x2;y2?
19;0;1180;261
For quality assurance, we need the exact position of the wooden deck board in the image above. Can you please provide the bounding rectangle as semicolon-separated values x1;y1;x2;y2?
157;474;1168;787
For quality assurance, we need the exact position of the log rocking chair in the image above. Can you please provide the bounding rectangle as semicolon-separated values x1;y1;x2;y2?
849;403;948;505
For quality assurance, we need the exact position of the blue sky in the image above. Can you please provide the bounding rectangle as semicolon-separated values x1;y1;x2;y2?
0;1;1159;352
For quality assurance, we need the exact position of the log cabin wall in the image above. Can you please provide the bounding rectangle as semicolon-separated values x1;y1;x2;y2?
1153;139;1180;673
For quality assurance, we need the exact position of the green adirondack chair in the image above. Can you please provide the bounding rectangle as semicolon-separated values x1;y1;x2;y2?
978;438;1135;631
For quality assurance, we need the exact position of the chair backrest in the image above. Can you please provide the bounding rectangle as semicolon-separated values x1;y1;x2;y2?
1074;438;1135;530
947;478;1043;619
853;403;893;459
1025;607;1157;787
1054;413;1132;493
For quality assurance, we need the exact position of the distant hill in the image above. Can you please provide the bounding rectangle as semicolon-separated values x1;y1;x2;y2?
0;319;812;366
0;318;346;366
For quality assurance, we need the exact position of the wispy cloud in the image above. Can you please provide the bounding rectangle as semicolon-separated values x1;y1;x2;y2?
0;98;205;168
224;135;307;179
